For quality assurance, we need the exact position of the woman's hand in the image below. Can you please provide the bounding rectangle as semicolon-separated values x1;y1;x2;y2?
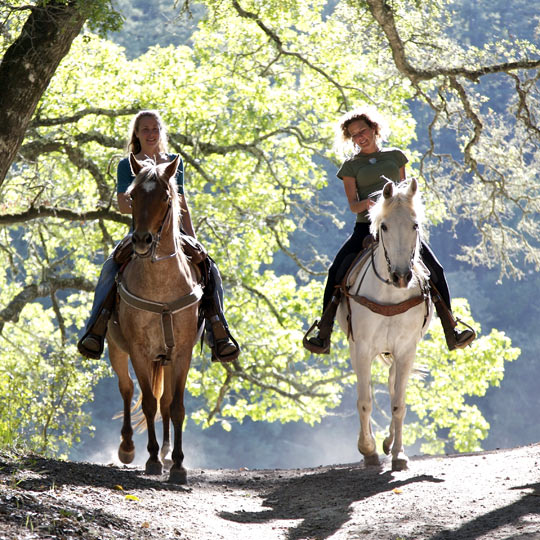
342;176;374;214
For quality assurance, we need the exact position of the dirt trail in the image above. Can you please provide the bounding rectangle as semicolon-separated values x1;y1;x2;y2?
1;444;540;539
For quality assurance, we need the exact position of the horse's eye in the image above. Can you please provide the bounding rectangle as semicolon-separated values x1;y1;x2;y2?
381;223;388;232
413;223;419;230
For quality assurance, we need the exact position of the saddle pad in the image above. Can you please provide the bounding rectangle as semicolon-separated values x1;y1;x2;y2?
343;244;377;289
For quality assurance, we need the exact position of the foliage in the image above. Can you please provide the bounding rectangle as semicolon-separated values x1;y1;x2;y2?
0;300;109;458
0;0;532;457
400;300;519;454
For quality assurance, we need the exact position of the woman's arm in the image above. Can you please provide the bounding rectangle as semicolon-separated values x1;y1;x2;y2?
180;194;196;238
400;166;406;181
342;176;375;214
117;193;132;214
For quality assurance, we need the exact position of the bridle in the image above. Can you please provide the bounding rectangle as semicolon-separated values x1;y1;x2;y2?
132;181;179;263
371;224;419;287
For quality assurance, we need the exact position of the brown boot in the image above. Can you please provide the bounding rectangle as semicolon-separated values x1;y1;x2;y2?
432;289;476;351
303;293;341;355
77;284;117;360
207;314;240;362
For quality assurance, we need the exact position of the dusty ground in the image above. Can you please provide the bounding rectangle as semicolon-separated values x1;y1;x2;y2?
1;444;540;540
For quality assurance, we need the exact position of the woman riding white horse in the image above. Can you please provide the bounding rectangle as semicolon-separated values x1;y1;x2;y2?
303;106;475;354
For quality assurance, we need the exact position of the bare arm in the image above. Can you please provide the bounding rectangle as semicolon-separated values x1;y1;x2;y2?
117;193;132;214
342;176;375;214
180;194;196;238
400;166;406;181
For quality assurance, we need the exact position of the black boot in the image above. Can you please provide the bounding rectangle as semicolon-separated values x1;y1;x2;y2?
432;289;476;351
77;286;116;359
303;291;341;355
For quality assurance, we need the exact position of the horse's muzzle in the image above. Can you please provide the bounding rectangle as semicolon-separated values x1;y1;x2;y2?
391;270;413;288
132;231;154;257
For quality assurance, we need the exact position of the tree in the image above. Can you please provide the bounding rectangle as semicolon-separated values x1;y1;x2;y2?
0;0;121;188
0;0;532;455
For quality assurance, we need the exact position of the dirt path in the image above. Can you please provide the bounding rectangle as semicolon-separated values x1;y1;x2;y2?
1;444;540;539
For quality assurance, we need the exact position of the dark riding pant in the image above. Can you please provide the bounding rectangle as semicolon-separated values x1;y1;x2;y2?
321;222;451;311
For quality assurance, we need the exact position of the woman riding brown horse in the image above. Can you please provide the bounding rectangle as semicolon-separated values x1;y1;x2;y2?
107;154;199;482
77;110;239;363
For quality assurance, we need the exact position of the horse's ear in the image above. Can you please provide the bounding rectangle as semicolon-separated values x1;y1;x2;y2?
164;155;180;179
129;153;143;176
407;178;418;197
383;181;394;199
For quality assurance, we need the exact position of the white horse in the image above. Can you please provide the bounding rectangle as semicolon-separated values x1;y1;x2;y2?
337;179;433;471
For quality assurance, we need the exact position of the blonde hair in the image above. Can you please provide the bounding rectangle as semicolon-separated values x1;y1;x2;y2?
125;110;169;155
334;105;390;157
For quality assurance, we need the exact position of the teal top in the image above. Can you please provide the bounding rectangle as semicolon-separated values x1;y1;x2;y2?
337;148;408;222
116;153;184;195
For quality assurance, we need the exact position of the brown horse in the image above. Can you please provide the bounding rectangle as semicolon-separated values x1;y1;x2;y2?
106;154;201;484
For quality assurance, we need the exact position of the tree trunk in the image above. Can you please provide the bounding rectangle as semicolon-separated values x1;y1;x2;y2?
0;1;87;188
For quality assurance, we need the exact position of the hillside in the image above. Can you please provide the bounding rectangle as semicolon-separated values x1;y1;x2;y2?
1;444;539;539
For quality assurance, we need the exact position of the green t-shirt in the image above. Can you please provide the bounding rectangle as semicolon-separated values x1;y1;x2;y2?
337;148;408;222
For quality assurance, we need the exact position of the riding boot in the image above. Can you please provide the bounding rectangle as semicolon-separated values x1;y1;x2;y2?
303;290;341;355
77;285;116;360
432;288;476;351
202;296;240;363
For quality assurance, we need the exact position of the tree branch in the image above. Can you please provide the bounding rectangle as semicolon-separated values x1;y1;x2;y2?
0;205;130;227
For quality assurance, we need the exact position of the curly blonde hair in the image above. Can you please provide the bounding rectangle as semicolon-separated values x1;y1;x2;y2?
334;105;390;156
125;110;169;155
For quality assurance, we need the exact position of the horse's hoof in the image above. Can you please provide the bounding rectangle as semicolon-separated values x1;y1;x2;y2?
364;453;380;467
383;437;392;456
392;456;409;471
168;466;187;484
118;445;135;464
145;460;163;476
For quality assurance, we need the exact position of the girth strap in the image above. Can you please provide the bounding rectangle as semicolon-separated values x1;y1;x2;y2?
118;280;203;365
345;291;427;317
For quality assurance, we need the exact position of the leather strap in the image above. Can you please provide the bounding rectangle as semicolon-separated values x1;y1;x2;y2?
118;280;203;365
345;291;427;317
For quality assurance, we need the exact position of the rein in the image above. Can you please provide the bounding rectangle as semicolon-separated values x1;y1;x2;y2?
118;280;203;365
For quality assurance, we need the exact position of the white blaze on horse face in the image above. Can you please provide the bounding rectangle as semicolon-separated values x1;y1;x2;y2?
382;205;418;287
142;179;157;193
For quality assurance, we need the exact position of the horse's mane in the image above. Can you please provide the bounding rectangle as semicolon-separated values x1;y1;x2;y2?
126;159;182;244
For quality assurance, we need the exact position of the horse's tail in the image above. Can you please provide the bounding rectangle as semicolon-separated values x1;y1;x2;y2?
377;353;429;379
132;362;164;433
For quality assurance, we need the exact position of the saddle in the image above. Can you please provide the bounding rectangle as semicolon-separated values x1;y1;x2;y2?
338;235;430;340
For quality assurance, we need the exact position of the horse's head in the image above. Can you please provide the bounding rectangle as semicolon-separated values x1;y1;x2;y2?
370;178;423;288
126;153;181;259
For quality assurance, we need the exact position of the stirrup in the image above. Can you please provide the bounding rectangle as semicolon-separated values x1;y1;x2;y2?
211;337;240;363
302;321;330;355
453;318;476;349
77;334;104;359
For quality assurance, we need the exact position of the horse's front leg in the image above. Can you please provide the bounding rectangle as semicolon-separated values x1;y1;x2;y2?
389;349;416;471
352;346;379;466
138;373;162;476
383;360;396;457
168;357;191;484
